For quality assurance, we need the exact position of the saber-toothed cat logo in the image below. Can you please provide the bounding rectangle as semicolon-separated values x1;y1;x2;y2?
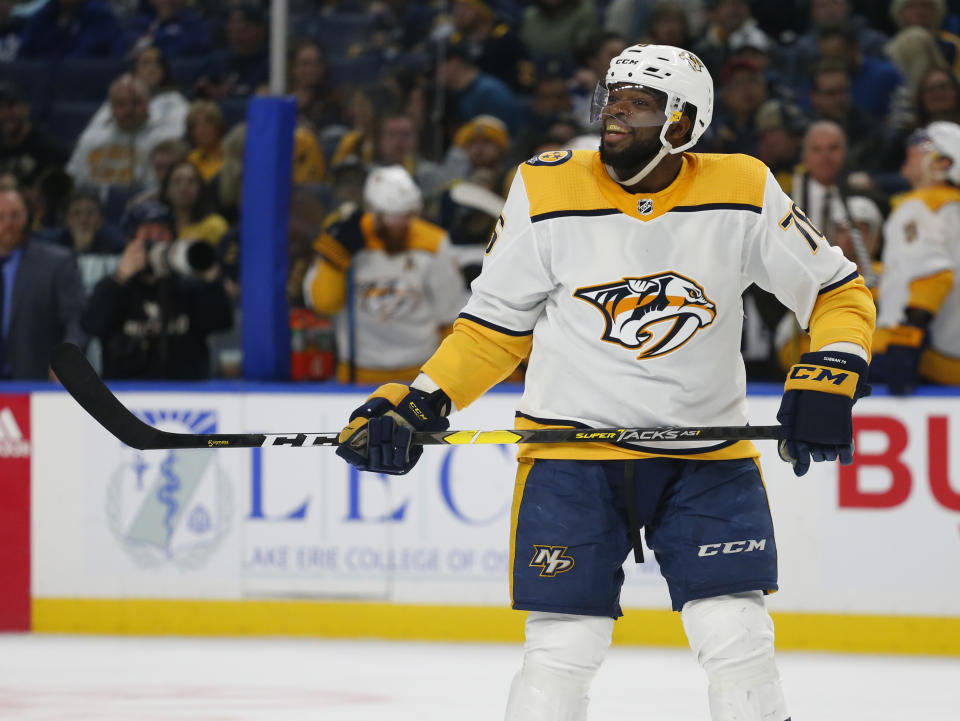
574;271;716;358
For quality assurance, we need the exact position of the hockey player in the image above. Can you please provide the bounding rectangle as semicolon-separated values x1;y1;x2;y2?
335;45;875;721
872;121;960;394
302;165;466;383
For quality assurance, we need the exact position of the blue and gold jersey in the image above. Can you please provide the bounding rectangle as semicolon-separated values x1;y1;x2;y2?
422;150;874;460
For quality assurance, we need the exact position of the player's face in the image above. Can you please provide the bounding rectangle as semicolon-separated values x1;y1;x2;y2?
598;86;669;172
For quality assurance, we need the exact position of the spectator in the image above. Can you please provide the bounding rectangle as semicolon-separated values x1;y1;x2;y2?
160;160;228;247
67;74;182;191
194;3;269;99
88;44;190;139
80;200;233;379
0;188;86;379
302;165;465;384
786;120;855;243
48;188;124;254
517;74;576;159
436;37;520;136
374;110;445;200
708;58;768;156
873;122;960;393
642;2;695;49
755;98;808;185
129;137;190;206
915;66;960;125
569;30;627;124
891;0;960;74
816;25;904;120
0;82;68;187
328;156;367;209
17;0;121;59
520;0;597;60
884;26;950;132
807;61;885;171
694;0;771;74
885;26;950;95
185;100;226;182
210;122;324;222
288;39;346;132
446;114;511;195
329;86;385;168
129;0;211;58
0;0;23;61
603;0;705;43
450;0;535;92
785;0;891;81
214;123;245;222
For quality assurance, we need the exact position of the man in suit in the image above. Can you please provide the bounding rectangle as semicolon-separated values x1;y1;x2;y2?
0;188;86;379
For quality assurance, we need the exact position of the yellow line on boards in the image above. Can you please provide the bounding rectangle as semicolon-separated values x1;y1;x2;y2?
31;599;960;656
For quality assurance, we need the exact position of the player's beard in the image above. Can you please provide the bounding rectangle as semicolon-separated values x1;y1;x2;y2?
599;132;666;176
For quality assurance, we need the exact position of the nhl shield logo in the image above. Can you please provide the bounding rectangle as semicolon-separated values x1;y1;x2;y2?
637;198;654;215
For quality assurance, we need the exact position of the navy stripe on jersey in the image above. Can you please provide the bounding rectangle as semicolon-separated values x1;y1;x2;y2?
670;202;762;214
818;270;860;295
515;412;737;455
530;208;621;223
459;312;533;336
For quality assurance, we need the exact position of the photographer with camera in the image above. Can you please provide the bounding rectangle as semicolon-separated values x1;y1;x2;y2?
80;200;233;379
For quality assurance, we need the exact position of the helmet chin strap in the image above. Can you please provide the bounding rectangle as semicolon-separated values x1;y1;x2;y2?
604;143;671;188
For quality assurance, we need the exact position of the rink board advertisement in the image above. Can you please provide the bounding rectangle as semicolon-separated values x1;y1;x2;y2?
22;387;960;651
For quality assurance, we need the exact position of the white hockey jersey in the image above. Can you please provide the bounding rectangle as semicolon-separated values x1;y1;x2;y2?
304;210;467;381
876;186;960;362
422;150;874;460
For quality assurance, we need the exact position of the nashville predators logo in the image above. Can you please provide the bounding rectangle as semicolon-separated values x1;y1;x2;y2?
574;271;716;358
530;545;575;577
526;150;573;166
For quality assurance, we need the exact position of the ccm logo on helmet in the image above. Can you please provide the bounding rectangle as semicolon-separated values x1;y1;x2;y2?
614;58;639;65
698;539;766;557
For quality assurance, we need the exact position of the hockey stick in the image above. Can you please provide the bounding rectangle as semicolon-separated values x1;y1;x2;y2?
51;343;782;450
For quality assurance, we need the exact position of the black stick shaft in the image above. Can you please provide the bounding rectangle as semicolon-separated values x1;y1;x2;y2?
51;343;782;450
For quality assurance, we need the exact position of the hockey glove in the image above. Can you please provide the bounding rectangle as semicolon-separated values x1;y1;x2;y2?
883;309;931;396
777;350;871;477
336;383;451;475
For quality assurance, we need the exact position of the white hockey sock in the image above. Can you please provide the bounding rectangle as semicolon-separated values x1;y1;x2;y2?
682;591;789;721
504;611;614;721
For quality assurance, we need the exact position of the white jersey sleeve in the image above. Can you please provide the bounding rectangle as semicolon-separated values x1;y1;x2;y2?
744;170;859;330
458;169;556;333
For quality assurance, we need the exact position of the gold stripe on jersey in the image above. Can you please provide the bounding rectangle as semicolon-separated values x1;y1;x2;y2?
508;459;534;607
513;416;759;461
899;184;960;213
808;275;876;359
422;316;532;411
519;151;768;223
908;269;956;314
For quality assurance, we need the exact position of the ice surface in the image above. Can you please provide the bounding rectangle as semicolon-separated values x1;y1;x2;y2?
0;634;957;720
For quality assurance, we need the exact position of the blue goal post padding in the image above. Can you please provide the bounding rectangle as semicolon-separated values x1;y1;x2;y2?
240;96;296;380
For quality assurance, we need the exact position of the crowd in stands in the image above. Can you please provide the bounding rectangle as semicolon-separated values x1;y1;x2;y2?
1;0;960;394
